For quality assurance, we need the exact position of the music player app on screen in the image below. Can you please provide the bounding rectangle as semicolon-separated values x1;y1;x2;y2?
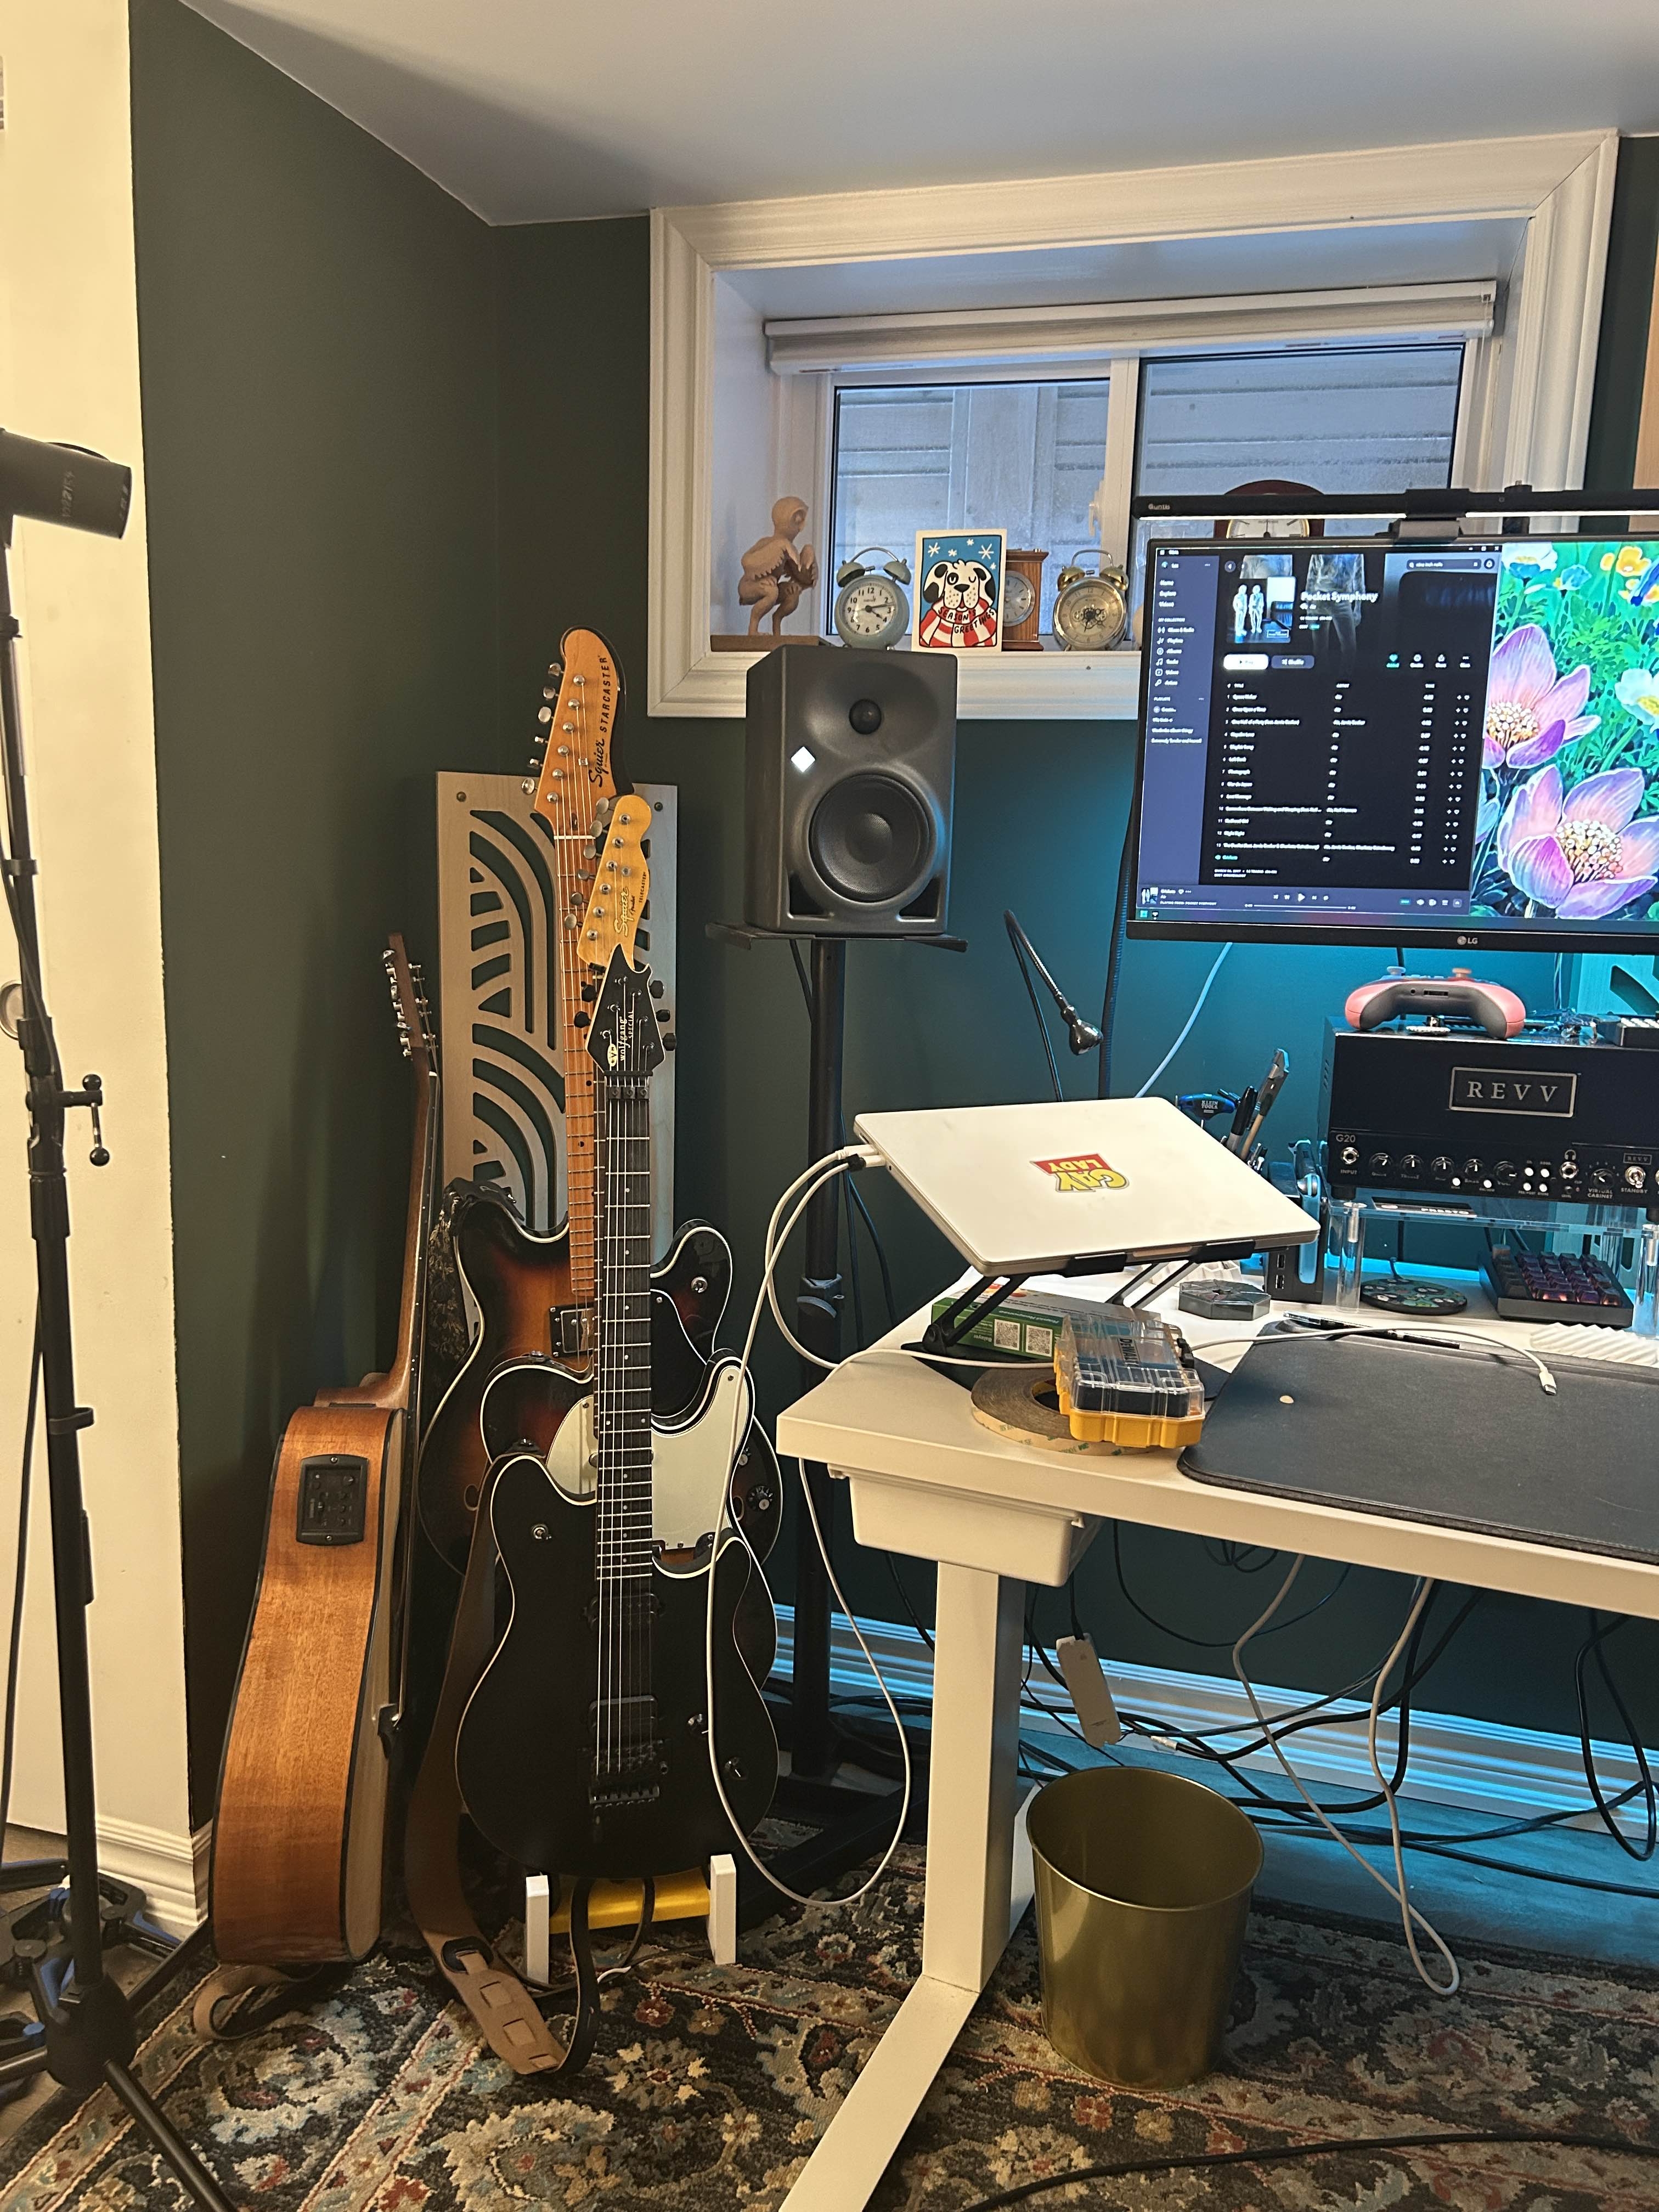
1133;535;1659;947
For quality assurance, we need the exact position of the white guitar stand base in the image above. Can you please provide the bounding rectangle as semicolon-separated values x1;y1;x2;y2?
523;1856;738;1985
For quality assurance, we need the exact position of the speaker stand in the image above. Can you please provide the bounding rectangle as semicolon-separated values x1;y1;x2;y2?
709;924;964;1915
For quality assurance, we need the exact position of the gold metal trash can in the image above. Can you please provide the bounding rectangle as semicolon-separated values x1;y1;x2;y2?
1028;1765;1263;2087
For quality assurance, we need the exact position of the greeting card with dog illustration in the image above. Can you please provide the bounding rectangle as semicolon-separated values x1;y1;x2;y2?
913;531;1006;651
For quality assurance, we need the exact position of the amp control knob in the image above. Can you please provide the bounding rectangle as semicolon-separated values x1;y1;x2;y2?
1493;1160;1519;1190
1460;1159;1483;1183
1429;1155;1454;1181
1398;1153;1424;1179
1367;1151;1391;1179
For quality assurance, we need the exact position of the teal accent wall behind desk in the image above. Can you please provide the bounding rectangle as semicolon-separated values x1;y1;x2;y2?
496;216;1659;1754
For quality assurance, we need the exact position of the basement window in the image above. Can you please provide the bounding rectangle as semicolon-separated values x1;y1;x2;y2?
651;134;1616;718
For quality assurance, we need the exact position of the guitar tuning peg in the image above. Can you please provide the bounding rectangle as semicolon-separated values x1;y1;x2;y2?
662;1033;676;1052
538;706;553;725
521;777;536;794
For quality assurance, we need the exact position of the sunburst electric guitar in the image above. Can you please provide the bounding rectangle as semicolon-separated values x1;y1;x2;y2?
417;630;779;1581
213;939;438;1964
455;800;777;1877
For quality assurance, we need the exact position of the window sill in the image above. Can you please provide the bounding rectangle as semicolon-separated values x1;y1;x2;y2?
656;644;1144;723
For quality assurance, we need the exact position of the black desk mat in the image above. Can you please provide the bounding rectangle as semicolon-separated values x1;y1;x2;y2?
1180;1330;1659;1566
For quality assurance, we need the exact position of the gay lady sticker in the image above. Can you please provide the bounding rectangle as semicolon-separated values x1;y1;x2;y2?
1034;1154;1128;1193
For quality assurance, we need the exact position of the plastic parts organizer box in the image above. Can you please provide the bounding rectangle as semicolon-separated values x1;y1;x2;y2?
1055;1306;1206;1449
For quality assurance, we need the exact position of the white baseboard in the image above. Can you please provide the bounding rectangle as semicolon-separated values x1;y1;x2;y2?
92;1816;208;1937
774;1605;1655;1836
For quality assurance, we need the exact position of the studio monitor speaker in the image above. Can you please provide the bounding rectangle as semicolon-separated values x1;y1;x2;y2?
744;647;956;934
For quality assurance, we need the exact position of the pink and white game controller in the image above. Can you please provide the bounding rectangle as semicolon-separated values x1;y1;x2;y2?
1345;968;1526;1039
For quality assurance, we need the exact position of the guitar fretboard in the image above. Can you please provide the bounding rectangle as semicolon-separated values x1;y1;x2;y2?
594;1071;654;1582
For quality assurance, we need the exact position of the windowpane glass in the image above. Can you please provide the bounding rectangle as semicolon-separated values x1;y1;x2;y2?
832;378;1109;636
1136;343;1463;496
1130;341;1464;612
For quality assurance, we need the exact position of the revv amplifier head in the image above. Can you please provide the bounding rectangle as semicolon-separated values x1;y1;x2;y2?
1319;1024;1658;1216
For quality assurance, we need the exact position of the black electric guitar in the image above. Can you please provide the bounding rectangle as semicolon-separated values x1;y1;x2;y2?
417;631;779;1581
456;800;777;1878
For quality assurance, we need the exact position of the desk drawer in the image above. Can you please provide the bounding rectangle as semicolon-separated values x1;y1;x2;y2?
840;1465;1100;1585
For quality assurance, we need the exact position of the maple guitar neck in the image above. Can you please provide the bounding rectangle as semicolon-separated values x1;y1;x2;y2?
529;629;623;1328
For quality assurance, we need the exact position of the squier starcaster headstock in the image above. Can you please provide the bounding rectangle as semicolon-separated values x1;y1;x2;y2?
522;630;625;1320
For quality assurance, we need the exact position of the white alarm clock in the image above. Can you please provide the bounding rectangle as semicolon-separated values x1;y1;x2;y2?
832;547;911;650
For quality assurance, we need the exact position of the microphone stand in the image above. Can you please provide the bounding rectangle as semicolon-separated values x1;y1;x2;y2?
1003;911;1102;1083
0;523;234;2210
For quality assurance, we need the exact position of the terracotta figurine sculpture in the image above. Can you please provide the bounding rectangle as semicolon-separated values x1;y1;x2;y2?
740;496;819;636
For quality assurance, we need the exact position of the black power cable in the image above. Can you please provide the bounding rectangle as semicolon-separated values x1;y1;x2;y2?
1096;786;1137;1097
1574;1613;1656;1860
1110;1521;1353;1649
957;2129;1659;2212
788;938;898;1338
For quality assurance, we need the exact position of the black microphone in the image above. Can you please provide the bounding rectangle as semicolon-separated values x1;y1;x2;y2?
1004;910;1103;1055
0;430;131;539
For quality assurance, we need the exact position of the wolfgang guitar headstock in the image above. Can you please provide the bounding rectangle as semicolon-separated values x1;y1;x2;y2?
577;795;674;1072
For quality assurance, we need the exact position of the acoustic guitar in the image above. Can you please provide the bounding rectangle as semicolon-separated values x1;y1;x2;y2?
212;940;438;1965
456;799;777;1877
417;631;779;1578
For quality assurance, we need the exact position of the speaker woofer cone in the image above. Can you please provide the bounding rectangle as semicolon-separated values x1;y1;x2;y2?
806;773;935;905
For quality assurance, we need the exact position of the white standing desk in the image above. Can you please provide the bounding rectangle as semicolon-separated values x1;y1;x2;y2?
771;1291;1659;2212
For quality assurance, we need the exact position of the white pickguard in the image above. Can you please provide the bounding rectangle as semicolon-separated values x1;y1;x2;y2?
542;1358;755;1567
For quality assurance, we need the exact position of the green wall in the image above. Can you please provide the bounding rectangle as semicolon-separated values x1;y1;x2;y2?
130;0;499;1816
129;12;1659;1824
494;203;1659;1750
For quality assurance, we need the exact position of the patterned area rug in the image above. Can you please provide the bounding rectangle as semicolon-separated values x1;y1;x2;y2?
1;1845;1656;2210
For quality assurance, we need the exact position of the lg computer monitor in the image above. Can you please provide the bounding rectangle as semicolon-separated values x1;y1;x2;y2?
1131;532;1659;951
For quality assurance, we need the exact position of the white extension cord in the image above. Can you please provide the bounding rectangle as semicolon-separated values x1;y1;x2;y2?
702;1145;916;1909
1235;1559;1460;1995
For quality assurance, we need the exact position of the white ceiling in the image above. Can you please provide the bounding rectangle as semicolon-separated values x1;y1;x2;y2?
188;1;1659;228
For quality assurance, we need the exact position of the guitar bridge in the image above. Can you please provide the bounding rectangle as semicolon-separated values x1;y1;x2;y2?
589;1695;663;1807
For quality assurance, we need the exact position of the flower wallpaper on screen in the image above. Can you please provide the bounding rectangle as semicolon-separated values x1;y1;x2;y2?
1472;541;1659;925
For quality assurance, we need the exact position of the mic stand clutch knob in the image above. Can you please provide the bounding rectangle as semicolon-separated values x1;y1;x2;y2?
59;1073;109;1167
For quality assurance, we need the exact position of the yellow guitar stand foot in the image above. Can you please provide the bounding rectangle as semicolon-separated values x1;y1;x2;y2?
523;1857;737;1985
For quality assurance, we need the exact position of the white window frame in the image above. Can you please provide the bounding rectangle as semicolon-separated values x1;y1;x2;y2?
650;132;1617;721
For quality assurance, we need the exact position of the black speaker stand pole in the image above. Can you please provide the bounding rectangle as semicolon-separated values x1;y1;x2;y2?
0;530;235;2210
789;935;844;1779
708;923;965;1915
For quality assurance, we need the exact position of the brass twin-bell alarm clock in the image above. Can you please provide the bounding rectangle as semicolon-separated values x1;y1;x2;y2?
1051;548;1130;652
832;546;911;650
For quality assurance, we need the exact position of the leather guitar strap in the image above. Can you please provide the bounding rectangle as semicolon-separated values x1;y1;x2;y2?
404;1469;602;2076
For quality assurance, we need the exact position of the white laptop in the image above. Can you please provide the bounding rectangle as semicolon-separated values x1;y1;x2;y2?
854;1097;1316;1277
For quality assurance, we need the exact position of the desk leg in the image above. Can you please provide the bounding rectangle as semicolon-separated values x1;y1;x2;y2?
781;1566;1026;2212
